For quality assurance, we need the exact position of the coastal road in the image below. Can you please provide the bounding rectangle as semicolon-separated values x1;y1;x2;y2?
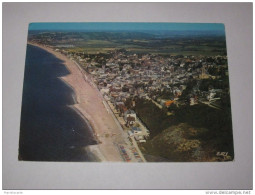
73;60;146;162
72;60;146;162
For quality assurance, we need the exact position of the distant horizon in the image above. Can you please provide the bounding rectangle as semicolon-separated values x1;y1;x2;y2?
29;22;225;32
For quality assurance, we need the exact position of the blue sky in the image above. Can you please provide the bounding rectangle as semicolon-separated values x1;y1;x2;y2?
29;22;225;32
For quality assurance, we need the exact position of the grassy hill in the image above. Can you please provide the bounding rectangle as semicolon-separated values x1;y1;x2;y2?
134;99;234;162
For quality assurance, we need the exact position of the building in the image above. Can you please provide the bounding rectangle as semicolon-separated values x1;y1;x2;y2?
100;88;110;95
165;100;175;107
131;127;146;142
126;116;136;127
124;109;136;121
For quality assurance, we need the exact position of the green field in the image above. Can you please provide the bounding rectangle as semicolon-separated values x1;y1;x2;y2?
73;39;226;56
30;31;227;56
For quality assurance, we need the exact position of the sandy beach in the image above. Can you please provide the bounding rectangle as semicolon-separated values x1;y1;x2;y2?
27;42;127;162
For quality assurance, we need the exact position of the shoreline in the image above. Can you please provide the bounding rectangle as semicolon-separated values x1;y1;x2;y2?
58;77;78;104
27;42;125;162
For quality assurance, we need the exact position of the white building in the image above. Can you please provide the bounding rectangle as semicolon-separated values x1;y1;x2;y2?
131;127;146;142
100;88;110;95
124;110;136;121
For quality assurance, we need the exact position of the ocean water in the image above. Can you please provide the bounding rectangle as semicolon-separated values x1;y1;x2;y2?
19;44;97;161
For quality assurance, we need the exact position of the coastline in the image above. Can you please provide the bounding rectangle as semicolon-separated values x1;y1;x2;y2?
27;42;125;162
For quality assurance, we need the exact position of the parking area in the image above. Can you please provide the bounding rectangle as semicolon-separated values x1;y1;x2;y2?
117;144;131;162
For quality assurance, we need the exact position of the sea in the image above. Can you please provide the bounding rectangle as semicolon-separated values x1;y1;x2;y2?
19;44;97;161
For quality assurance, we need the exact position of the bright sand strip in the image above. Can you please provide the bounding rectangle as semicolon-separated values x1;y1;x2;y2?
28;43;125;162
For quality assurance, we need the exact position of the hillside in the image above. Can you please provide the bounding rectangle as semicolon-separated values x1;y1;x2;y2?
139;123;232;162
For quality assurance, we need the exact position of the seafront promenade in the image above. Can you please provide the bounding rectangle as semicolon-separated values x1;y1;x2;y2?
72;59;147;162
28;42;146;162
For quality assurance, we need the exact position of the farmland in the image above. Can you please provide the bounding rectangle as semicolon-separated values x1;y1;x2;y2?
28;31;227;56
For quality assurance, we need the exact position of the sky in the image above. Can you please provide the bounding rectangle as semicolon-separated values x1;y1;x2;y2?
29;22;225;32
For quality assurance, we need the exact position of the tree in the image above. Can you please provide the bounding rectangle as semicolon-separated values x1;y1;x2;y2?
168;103;178;112
207;67;218;76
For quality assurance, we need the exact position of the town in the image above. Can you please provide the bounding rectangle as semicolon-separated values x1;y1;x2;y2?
58;47;229;142
28;30;233;162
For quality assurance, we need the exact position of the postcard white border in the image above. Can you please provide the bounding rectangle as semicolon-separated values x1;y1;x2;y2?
2;2;253;190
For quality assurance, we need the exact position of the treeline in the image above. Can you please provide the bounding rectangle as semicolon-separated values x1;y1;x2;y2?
199;77;230;91
133;99;178;137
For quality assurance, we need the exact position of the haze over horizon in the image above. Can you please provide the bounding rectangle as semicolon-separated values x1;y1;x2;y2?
29;22;225;32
